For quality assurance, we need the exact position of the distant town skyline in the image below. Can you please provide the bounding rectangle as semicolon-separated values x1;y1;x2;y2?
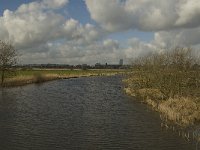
0;0;200;64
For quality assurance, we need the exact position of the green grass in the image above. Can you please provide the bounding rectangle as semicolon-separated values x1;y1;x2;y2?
14;69;124;76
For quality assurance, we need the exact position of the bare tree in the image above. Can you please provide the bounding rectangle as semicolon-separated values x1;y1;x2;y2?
131;47;199;99
0;40;17;85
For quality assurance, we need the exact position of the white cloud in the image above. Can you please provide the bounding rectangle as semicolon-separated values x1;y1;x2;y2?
0;18;9;39
2;9;65;49
0;0;102;50
0;0;69;48
1;0;200;64
0;0;110;64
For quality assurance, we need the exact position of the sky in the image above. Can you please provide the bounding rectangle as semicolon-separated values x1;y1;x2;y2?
0;0;200;65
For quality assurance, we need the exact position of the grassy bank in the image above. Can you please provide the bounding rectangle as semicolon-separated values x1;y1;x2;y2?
124;71;200;127
1;69;125;87
124;48;200;128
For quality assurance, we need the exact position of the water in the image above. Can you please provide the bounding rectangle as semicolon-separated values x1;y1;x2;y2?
0;76;196;150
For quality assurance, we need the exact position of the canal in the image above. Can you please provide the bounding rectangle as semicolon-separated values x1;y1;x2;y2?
0;76;196;149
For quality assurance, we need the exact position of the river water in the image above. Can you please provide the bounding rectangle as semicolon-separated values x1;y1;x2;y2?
0;76;196;150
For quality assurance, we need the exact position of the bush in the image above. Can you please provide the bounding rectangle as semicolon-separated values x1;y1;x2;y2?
125;47;200;127
130;47;200;99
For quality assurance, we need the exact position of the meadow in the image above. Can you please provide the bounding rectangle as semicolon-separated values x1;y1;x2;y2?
0;69;125;87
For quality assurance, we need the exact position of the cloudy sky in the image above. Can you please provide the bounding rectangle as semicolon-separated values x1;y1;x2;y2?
0;0;200;65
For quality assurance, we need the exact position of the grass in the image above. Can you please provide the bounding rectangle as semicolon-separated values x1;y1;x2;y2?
124;48;200;128
0;69;126;87
158;97;200;126
124;70;200;127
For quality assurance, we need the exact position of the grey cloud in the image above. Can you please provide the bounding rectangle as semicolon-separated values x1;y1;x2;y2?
17;0;69;12
153;27;200;48
103;39;119;50
85;0;200;58
19;39;124;65
175;0;200;27
63;19;103;45
42;0;69;9
124;38;156;60
85;0;200;32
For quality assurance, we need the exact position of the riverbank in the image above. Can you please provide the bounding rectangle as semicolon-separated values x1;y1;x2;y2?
124;48;200;128
124;73;200;127
1;69;125;87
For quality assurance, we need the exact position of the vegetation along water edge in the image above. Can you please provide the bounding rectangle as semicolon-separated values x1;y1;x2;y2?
124;47;200;141
0;69;126;87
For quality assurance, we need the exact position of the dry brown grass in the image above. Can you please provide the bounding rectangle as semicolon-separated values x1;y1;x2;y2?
124;87;136;97
124;47;200;128
158;97;200;126
3;74;59;86
124;86;200;127
137;88;165;100
1;71;121;87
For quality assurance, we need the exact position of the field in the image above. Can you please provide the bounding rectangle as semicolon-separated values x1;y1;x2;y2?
0;69;126;87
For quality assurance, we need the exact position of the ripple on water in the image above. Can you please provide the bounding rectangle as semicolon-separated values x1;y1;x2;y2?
0;76;197;150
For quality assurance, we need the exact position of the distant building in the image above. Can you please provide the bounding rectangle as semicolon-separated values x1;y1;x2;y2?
119;59;123;66
95;63;103;69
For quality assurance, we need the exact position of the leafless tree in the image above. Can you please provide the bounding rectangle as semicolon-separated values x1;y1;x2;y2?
131;47;199;99
0;40;17;85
